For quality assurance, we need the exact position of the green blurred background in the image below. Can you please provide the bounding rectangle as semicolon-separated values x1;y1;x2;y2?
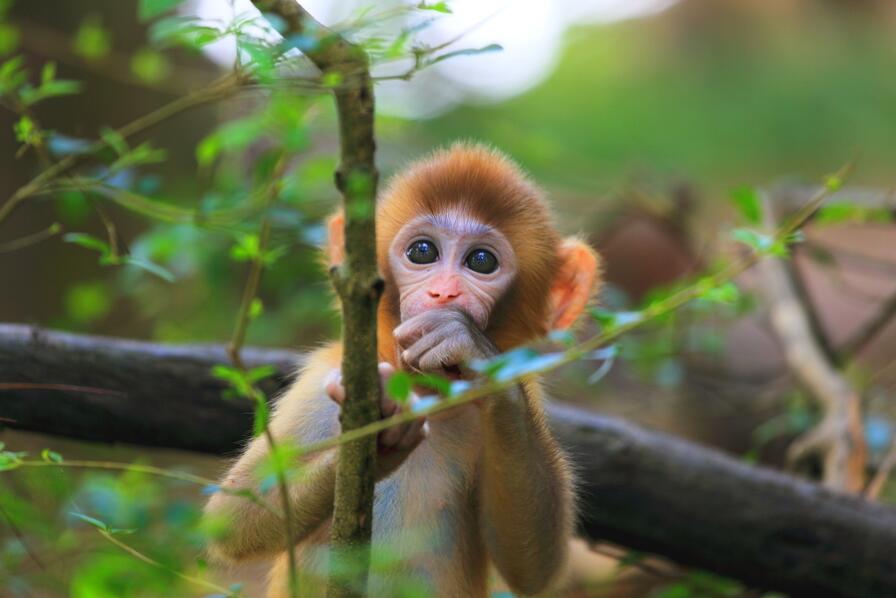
1;1;896;595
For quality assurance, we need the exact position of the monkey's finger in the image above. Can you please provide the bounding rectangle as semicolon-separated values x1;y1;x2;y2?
393;313;439;345
381;396;399;418
379;420;405;448
378;361;395;381
401;329;451;368
324;370;345;404
396;418;427;451
417;339;461;373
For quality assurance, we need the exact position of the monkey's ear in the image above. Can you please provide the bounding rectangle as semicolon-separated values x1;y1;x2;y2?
549;238;600;330
326;210;345;267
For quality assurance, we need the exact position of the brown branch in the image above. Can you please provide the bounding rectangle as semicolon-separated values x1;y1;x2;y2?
759;191;867;492
249;3;381;596
865;436;896;500
773;183;896;216
838;290;896;362
2;324;896;597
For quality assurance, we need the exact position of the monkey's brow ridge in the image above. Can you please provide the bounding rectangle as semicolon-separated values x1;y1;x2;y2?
423;212;493;236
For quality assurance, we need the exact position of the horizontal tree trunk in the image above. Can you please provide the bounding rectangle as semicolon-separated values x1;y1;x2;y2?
1;323;895;597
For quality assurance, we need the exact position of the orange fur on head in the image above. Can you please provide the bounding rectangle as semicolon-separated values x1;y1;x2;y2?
328;142;599;365
378;142;586;360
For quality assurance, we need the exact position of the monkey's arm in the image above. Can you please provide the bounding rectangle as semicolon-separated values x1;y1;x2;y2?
203;345;342;562
478;382;573;596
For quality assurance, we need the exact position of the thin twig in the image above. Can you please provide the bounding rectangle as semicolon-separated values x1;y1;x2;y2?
0;223;62;253
0;73;246;229
224;156;299;597
12;460;279;516
865;436;896;500
0;382;125;396
838;290;896;362
0;503;46;570
227;156;284;368
98;529;241;597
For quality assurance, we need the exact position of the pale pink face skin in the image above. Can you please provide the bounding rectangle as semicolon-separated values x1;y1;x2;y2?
388;209;518;329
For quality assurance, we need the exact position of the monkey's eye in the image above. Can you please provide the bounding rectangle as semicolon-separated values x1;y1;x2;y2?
406;240;439;264
464;249;498;274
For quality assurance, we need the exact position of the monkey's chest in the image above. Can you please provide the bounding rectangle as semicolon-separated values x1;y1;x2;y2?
369;430;485;594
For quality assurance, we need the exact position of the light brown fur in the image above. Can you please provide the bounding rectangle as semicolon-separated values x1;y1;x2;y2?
204;144;600;597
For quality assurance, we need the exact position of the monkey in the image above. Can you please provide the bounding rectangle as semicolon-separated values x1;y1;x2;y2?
203;143;600;597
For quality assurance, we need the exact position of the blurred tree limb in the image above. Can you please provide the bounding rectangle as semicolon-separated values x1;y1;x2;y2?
758;191;867;492
1;324;896;597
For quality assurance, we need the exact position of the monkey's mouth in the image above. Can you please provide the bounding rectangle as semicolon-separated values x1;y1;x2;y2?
442;365;463;381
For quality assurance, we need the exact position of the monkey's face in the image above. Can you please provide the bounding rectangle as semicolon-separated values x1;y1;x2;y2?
387;209;518;331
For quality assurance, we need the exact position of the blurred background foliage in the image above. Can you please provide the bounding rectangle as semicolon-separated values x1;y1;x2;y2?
1;0;895;596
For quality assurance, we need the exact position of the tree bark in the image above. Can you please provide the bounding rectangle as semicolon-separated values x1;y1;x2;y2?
249;3;382;596
2;324;896;596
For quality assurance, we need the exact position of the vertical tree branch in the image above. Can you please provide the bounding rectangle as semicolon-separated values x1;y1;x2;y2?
225;158;299;597
250;3;381;596
758;191;867;492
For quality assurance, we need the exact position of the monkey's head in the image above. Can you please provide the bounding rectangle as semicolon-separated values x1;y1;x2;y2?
328;143;600;366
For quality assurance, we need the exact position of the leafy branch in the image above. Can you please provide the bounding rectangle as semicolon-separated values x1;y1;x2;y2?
0;71;248;228
0;454;279;517
283;172;848;461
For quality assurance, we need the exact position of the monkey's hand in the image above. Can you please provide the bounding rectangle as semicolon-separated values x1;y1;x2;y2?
394;307;498;377
324;362;427;479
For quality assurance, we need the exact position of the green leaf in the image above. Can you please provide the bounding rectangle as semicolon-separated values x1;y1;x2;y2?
13;115;35;143
138;0;184;21
0;451;24;471
70;512;109;531
428;43;502;65
417;1;452;13
92;186;194;223
108;142;167;172
74;18;111;60
824;174;843;192
386;371;412;403
249;298;264;320
322;71;344;88
40;448;63;463
65;282;111;323
100;127;128;156
149;16;222;49
130;48;170;84
0;55;26;94
262;245;287;267
384;30;411;59
815;202;893;226
64;232;112;255
196;134;220;166
731;228;775;254
20;78;82;106
697;281;741;305
246;365;276;384
0;23;20;56
123;257;175;282
230;234;261;262
730;186;762;224
40;61;56;84
253;399;270;437
412;373;451;396
107;527;138;536
589;308;643;330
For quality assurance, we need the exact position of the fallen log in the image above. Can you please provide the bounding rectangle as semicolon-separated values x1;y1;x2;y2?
1;323;894;596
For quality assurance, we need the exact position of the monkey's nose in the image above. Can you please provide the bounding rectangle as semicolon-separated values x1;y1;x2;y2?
428;289;461;302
